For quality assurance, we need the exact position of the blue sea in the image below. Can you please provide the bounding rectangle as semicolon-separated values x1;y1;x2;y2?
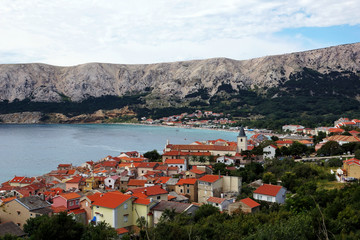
0;124;244;183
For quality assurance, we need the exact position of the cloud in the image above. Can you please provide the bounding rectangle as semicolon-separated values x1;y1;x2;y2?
0;0;359;65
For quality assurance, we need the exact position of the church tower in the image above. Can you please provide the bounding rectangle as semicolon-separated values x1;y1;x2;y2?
236;126;247;153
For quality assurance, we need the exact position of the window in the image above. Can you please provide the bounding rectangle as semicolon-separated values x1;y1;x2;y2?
180;189;183;193
259;195;262;200
69;201;74;206
267;196;272;201
187;189;190;194
157;196;161;200
124;203;128;210
142;170;144;173
76;200;79;205
187;184;189;188
17;211;21;215
124;215;128;222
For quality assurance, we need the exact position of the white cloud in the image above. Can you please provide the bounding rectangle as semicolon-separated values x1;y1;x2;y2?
0;0;359;65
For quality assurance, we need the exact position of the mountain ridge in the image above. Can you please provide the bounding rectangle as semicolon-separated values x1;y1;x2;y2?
1;42;359;104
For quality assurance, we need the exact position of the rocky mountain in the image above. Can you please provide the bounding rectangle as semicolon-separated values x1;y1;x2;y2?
1;43;359;105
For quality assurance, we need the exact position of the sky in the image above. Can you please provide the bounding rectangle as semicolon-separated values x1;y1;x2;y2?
0;0;359;66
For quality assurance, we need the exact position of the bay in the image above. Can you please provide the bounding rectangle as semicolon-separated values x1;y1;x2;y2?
0;124;245;183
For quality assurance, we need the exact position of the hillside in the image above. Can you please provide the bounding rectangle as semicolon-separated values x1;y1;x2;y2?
1;42;360;127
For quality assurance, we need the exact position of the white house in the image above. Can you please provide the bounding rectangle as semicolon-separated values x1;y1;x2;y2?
104;176;119;189
164;159;187;171
263;145;277;159
206;197;234;211
282;125;304;133
216;156;235;165
253;184;286;204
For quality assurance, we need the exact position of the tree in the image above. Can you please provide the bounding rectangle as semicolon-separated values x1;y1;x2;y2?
25;212;84;240
160;209;177;223
262;172;277;185
81;222;117;240
144;149;161;162
193;204;219;222
317;141;343;156
271;136;279;142
288;141;308;156
355;149;360;159
212;163;230;176
280;172;298;192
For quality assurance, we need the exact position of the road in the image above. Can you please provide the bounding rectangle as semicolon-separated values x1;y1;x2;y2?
295;154;355;162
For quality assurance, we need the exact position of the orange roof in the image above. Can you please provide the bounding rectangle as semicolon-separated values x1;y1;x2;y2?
276;140;293;145
133;197;151;205
69;208;86;215
163;151;211;156
198;175;221;183
9;176;25;183
60;192;81;200
129;185;168;196
327;135;360;143
298;140;313;145
87;192;102;202
343;158;360;166
65;176;83;184
1;196;16;203
165;159;185;164
176;178;197;185
92;192;131;209
168;195;177;200
67;169;76;175
116;228;129;235
254;184;283;197
240;198;260;208
127;179;147;187
329;128;345;133
207;196;226;204
131;192;148;199
155;177;171;184
189;167;205;174
52;205;68;213
168;166;178;171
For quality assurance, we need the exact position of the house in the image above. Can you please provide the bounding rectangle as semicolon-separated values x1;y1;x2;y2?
58;164;73;171
131;196;157;229
206;197;234;211
216;156;235;165
263;145;277;159
343;158;360;179
65;176;84;191
91;192;133;229
137;162;159;177
9;176;36;187
127;185;168;202
239;198;260;213
187;166;206;178
0;195;52;229
282;125;304;133
324;135;360;145
127;179;149;188
52;192;81;211
105;176;120;189
228;198;260;214
175;178;198;202
197;175;223;203
164;159;187;171
151;200;199;226
0;221;26;238
253;184;286;204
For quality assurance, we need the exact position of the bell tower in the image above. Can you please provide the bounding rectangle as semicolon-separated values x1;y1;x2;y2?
236;126;247;153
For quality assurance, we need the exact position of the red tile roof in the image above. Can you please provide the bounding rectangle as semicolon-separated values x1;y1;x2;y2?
254;184;283;197
329;128;345;133
343;158;360;166
129;185;168;196
189;166;205;174
9;176;25;183
207;196;226;204
165;159;185;164
133;197;151;205
155;177;171;184
116;228;129;235
92;192;131;209
198;175;222;183
0;196;16;203
168;166;179;171
127;179;148;187
87;192;102;202
176;178;197;185
60;192;81;200
168;195;177;201
240;198;260;208
169;144;236;151
65;176;83;184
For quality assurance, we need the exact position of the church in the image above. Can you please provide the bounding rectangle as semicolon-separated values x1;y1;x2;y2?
163;127;249;160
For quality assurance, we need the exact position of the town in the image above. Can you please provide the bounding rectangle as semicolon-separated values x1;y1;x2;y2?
1;116;360;239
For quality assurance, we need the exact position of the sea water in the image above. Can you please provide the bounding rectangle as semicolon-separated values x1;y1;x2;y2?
0;124;245;183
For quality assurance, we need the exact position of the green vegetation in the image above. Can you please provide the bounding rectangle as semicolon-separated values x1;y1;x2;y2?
144;149;161;162
22;212;117;240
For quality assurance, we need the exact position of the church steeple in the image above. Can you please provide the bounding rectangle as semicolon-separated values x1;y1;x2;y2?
237;126;247;153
